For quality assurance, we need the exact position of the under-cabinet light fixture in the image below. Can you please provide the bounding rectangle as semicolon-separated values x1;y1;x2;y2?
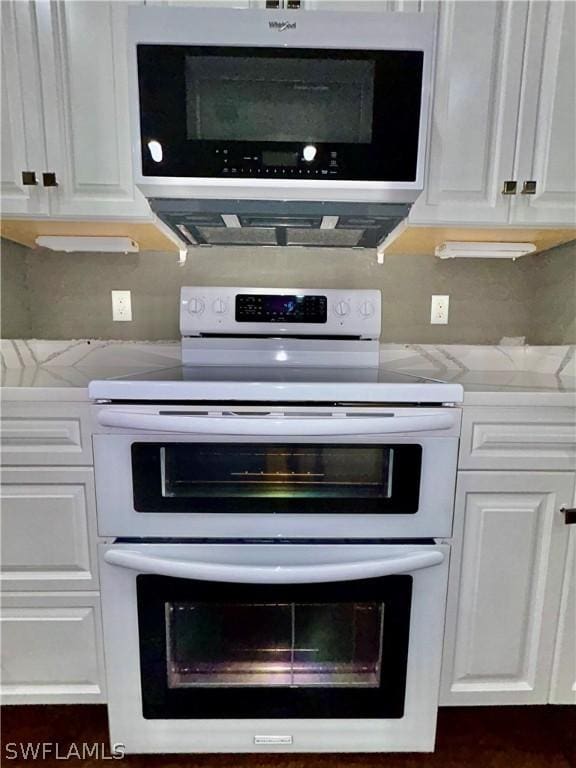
35;236;139;253
435;241;537;260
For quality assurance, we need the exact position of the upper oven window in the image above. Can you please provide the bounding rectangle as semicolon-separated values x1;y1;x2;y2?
131;443;421;515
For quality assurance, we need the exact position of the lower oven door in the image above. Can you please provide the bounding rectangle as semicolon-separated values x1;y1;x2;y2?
99;541;449;753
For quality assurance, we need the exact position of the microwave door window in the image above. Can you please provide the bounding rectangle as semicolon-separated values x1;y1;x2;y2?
137;45;423;181
185;57;374;144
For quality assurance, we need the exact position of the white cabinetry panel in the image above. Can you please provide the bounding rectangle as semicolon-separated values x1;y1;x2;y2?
460;407;576;471
511;0;576;225
0;403;94;466
441;472;574;705
0;468;99;591
549;529;576;704
0;593;106;704
35;0;149;218
410;0;526;224
0;1;49;216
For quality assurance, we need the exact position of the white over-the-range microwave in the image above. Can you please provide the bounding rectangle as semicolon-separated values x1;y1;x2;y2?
128;4;435;204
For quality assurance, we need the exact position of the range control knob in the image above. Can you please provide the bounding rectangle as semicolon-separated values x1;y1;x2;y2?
334;300;351;317
212;297;228;314
187;297;205;315
359;300;375;318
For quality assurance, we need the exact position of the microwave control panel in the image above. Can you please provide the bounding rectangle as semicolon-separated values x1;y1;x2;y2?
180;287;381;338
213;147;341;178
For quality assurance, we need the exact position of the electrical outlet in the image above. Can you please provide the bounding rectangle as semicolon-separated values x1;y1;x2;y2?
112;290;132;322
430;294;449;325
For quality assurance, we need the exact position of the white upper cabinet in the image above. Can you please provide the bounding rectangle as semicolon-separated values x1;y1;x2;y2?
0;2;50;216
35;0;149;218
412;0;576;227
411;1;527;225
1;0;148;220
511;1;576;226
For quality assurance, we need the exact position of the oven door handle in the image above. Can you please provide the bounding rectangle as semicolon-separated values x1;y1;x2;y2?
103;549;445;583
97;411;456;436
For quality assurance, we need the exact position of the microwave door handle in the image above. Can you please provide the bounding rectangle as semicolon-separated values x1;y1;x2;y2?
97;411;455;435
103;550;445;583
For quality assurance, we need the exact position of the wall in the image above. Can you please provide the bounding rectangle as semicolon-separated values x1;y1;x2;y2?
526;240;576;345
1;237;574;344
0;239;32;338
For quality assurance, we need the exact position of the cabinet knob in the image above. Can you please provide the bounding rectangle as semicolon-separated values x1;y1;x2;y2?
502;180;517;195
21;171;38;186
42;172;58;187
521;180;537;195
560;506;576;525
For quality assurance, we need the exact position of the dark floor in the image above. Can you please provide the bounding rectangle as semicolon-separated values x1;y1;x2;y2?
0;705;574;767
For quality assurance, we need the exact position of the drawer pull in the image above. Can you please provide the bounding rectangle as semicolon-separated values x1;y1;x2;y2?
42;172;58;187
21;171;38;186
560;506;576;525
521;180;537;195
502;180;517;195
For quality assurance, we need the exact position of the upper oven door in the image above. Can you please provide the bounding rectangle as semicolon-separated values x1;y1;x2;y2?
129;7;434;201
93;406;460;538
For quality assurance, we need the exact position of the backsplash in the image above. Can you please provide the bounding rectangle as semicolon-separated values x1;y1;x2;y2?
1;237;574;344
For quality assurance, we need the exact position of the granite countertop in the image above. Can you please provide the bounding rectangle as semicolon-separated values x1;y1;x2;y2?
1;340;575;406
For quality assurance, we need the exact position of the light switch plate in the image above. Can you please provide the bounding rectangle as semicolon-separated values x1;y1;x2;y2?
112;290;132;322
431;295;449;325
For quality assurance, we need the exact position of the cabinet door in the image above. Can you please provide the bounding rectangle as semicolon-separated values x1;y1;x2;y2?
549;528;576;704
410;1;527;225
0;467;99;592
35;0;149;218
0;1;49;216
511;1;576;226
0;593;106;704
441;471;575;705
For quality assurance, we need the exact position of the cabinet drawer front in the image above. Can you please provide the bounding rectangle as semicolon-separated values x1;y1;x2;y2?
0;593;106;704
460;407;576;470
1;404;94;465
0;468;98;590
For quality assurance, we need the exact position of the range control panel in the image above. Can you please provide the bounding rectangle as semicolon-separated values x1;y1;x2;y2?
180;287;381;338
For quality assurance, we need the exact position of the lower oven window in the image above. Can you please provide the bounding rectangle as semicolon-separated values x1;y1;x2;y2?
132;443;421;514
138;575;411;719
166;602;383;688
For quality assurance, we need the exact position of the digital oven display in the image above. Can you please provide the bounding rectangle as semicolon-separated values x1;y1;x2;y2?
236;294;327;323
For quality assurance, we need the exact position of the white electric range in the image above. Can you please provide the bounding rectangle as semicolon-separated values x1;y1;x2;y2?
90;287;463;755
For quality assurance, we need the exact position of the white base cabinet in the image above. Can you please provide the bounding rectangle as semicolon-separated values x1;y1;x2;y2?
0;402;106;705
549;529;576;704
441;471;575;705
0;593;106;705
